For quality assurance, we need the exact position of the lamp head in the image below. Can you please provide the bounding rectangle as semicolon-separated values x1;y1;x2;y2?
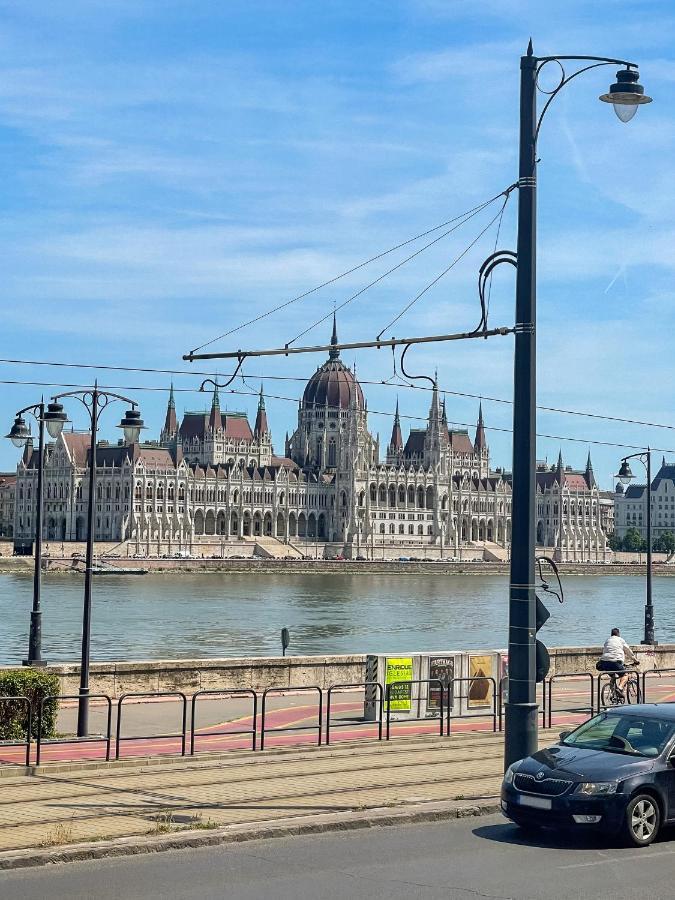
43;401;69;439
118;407;145;444
600;68;652;122
6;415;31;448
616;459;635;484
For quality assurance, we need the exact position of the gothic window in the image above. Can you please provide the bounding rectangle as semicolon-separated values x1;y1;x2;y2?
388;486;396;507
398;524;404;534
389;523;395;534
398;485;405;504
378;485;386;503
407;486;415;504
379;523;385;534
408;524;414;535
328;439;336;467
106;485;111;500
178;485;185;500
168;485;174;500
370;483;377;502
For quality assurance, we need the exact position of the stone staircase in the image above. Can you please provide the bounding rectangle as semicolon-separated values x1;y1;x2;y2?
252;537;303;559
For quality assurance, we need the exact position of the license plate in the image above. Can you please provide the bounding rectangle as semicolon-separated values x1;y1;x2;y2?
518;795;552;810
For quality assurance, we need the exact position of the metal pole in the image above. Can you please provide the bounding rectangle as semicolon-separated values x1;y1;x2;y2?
505;42;538;769
77;389;98;737
644;449;655;644
25;402;46;666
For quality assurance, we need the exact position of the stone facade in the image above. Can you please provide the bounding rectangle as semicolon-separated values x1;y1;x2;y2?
614;460;675;541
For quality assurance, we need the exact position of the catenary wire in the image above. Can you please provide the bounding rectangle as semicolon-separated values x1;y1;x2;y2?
189;187;515;354
1;359;675;434
1;377;672;454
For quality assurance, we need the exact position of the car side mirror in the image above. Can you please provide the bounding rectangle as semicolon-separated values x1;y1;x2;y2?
669;753;675;767
559;730;572;742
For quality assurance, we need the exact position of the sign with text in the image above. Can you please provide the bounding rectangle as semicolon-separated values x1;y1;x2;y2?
385;657;414;711
428;656;455;712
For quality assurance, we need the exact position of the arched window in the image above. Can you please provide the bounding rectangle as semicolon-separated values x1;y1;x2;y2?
370;483;377;502
328;439;336;467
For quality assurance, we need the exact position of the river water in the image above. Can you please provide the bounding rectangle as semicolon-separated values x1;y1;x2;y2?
1;572;674;664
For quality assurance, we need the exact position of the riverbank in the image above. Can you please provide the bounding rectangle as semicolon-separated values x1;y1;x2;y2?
12;556;675;577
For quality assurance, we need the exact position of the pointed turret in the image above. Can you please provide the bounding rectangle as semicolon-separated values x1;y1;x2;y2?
329;312;339;360
556;449;564;482
209;383;221;430
585;451;596;488
474;402;487;451
22;437;34;467
441;396;448;427
389;398;403;454
254;384;269;437
163;383;177;437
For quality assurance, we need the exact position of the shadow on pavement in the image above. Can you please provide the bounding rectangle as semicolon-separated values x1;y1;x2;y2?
473;820;675;851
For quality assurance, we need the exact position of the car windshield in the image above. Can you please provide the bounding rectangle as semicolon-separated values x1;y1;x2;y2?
563;713;675;757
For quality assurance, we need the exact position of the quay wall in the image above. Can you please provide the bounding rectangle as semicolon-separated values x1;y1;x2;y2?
9;644;673;698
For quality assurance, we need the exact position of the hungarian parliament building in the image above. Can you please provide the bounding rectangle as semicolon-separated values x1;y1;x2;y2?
8;322;610;560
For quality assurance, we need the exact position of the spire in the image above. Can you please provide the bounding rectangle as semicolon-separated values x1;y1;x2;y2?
585;450;596;488
254;383;269;437
474;402;486;451
557;449;563;476
389;398;403;453
329;312;340;360
22;436;33;467
209;382;221;430
163;383;177;437
441;396;448;427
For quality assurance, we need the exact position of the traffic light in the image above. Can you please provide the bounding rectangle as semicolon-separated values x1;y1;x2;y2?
535;594;550;683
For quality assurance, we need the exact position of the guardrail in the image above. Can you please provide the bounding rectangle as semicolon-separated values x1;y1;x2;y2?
449;676;498;733
547;673;595;728
260;686;323;750
115;691;187;760
36;694;112;766
326;682;383;746
642;667;675;703
0;696;32;766
385;680;445;741
190;689;257;753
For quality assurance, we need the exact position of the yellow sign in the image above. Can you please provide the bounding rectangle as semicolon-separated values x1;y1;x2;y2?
385;657;414;711
468;654;494;708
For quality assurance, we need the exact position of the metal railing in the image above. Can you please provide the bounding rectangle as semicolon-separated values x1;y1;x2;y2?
547;673;595;728
116;691;187;760
597;669;642;711
190;689;257;754
449;676;498;733
498;678;547;732
642;667;675;703
36;694;112;766
385;680;445;740
0;696;32;766
260;686;323;750
325;682;383;746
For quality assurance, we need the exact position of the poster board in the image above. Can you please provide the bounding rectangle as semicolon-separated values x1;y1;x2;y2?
385;657;414;711
467;653;496;708
428;656;456;712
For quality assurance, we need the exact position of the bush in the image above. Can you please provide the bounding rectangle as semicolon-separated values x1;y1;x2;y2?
0;669;61;741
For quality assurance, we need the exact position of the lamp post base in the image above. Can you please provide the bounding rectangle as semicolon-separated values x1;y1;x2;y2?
22;659;48;667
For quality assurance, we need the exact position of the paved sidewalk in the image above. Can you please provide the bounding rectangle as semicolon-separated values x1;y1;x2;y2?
0;728;559;861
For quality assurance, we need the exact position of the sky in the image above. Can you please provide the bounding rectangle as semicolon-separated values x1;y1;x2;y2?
1;0;674;488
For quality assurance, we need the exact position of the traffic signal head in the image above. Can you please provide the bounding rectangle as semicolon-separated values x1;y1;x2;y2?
535;595;551;682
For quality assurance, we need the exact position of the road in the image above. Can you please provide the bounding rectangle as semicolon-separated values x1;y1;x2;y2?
3;814;675;899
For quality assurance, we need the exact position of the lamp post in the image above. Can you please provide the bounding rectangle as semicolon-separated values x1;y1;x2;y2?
505;44;651;768
616;451;654;645
43;385;144;737
6;400;49;666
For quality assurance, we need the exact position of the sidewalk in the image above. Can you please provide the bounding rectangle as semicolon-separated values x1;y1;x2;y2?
0;728;559;865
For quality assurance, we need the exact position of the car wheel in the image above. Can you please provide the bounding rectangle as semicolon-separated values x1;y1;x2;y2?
623;794;660;847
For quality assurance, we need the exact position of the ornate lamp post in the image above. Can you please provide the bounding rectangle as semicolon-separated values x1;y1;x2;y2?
505;44;651;768
43;386;144;737
6;400;49;666
616;451;654;645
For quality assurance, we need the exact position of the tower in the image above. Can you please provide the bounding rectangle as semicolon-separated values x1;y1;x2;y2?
160;384;178;444
386;398;403;463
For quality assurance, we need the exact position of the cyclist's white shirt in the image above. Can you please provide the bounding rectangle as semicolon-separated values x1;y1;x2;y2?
601;635;632;663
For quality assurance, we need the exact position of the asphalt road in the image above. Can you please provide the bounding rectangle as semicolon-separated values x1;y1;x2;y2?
3;813;675;900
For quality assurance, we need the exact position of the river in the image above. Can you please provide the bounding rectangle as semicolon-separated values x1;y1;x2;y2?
1;572;673;664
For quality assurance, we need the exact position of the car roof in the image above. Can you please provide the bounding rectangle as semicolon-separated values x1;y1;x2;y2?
606;703;675;720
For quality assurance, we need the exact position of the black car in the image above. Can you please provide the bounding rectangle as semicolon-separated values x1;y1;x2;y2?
501;704;675;846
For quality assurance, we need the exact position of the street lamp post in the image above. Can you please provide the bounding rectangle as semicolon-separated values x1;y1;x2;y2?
43;385;144;737
6;401;48;666
616;451;654;645
505;43;651;768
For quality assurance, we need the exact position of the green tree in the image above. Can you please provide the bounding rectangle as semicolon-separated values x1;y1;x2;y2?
608;532;623;552
622;527;645;553
654;531;675;555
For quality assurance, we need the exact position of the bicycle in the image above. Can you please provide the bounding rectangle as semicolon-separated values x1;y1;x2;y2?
599;662;641;707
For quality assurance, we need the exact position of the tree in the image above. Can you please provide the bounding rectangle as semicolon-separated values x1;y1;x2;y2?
654;531;675;555
622;527;645;553
608;532;623;552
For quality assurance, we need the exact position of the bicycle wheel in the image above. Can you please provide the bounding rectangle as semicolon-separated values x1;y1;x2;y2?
626;677;639;705
600;682;613;707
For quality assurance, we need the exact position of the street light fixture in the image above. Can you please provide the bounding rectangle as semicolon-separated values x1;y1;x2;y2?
5;401;49;666
600;68;652;122
48;384;144;737
504;43;651;770
615;450;654;645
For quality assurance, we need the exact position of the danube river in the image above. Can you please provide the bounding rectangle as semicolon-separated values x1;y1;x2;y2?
1;572;674;664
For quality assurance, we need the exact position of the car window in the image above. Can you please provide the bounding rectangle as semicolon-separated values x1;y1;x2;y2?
564;713;675;757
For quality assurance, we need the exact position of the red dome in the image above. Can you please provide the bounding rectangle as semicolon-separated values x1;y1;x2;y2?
303;358;364;410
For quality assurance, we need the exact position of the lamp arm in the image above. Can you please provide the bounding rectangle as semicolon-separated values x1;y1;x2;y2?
535;60;623;143
15;402;44;420
51;389;137;420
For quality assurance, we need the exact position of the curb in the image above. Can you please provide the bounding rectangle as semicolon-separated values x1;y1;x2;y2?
0;799;501;871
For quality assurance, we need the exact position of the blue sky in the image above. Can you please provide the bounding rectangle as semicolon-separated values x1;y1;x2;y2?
1;0;674;487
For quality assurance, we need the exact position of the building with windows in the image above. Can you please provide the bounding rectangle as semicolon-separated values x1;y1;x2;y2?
613;460;675;542
10;320;608;560
0;473;15;539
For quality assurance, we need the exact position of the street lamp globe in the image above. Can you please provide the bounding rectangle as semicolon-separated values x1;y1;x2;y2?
6;415;31;448
118;407;145;444
600;68;652;122
616;460;635;484
43;401;69;439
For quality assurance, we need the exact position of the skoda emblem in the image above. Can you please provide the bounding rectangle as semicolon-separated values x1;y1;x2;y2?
535;771;545;781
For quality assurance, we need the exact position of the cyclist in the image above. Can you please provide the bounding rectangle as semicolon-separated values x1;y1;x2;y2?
596;628;639;697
